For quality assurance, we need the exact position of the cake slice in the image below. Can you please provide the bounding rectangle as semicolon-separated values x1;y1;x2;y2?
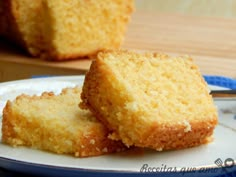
80;50;218;150
2;87;125;157
41;0;134;60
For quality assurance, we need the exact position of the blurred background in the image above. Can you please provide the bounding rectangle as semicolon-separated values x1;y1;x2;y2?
136;0;236;18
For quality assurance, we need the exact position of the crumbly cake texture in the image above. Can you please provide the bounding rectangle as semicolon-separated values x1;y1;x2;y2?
80;50;218;150
2;87;125;157
0;0;134;60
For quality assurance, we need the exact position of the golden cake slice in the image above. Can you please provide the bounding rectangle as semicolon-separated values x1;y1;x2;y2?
80;50;218;151
0;0;134;60
41;0;134;60
2;87;125;157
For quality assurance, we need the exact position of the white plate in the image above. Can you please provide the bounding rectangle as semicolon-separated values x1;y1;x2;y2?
0;76;235;177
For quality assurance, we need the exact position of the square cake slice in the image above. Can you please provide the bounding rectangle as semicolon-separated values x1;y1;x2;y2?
80;50;218;150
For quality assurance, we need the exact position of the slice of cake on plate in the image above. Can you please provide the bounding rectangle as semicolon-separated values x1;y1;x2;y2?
80;50;218;151
2;87;125;157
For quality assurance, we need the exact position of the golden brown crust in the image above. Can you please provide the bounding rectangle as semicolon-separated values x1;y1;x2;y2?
2;101;16;144
124;119;217;150
2;87;126;157
80;50;218;150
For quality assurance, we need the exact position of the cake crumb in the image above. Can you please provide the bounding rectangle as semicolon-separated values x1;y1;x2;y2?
183;120;192;132
90;139;95;145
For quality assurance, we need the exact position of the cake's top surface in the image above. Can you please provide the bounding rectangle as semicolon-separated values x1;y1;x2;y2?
95;50;217;123
11;87;100;132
